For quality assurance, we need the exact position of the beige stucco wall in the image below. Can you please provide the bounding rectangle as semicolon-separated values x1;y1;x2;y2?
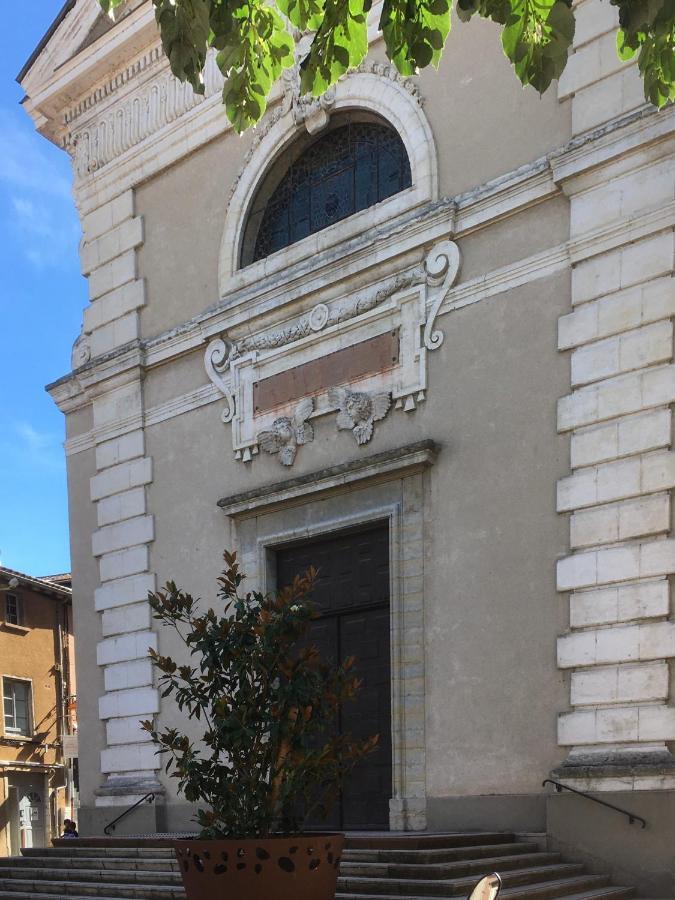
424;270;571;799
136;130;253;338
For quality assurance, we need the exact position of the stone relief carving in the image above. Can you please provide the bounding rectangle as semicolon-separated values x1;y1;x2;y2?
203;237;460;463
423;239;461;351
281;56;337;134
71;333;91;370
329;388;392;445
232;269;423;356
257;398;314;466
204;337;236;423
67;49;225;180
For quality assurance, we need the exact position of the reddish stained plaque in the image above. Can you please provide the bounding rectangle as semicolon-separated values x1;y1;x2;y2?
253;330;400;415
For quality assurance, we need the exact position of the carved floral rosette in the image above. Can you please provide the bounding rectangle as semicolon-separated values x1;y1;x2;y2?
204;239;460;464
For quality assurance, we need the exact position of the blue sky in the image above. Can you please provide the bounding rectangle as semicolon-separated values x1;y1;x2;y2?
0;3;87;576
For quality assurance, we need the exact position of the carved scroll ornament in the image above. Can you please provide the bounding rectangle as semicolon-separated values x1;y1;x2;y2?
204;337;236;423
423;239;461;351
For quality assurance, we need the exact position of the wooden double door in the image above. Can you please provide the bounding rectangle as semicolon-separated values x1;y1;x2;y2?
276;523;392;830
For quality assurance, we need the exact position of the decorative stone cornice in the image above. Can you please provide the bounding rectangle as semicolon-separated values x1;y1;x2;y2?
217;440;439;518
66;49;225;181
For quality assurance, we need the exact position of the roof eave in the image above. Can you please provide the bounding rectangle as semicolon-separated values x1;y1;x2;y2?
16;0;77;83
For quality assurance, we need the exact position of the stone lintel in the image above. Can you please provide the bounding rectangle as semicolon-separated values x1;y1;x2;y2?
217;439;440;518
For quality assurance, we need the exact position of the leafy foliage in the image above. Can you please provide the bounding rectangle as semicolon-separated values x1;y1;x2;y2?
614;0;675;108
99;0;674;132
141;550;378;838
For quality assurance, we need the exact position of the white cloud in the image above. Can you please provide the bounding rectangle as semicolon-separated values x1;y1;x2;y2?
2;422;64;472
0;113;72;199
9;194;80;269
0;109;80;270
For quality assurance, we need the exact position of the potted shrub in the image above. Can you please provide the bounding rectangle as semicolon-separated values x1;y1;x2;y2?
141;550;378;900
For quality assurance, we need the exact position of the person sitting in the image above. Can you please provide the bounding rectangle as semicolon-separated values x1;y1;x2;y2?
62;819;79;839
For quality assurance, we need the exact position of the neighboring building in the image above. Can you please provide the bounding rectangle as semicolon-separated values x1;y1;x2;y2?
0;568;77;854
18;0;674;894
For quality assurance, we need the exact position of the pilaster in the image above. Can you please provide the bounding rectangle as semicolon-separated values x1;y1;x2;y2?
75;190;160;806
554;0;675;789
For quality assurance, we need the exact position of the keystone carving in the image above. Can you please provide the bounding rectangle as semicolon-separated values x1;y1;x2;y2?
71;333;91;369
329;388;392;445
257;398;315;466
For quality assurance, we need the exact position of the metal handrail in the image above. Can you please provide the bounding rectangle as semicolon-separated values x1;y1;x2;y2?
542;779;647;829
103;792;155;836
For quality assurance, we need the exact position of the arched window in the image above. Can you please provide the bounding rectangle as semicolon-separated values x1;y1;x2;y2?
241;116;412;266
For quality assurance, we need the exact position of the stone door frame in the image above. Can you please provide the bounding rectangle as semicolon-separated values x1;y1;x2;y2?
220;441;436;830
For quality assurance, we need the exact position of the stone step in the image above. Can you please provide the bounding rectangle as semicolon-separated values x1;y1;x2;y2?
340;851;563;879
498;879;624;900
1;834;636;900
0;895;181;900
344;833;517;850
21;849;176;859
0;888;638;900
1;858;177;873
336;875;614;900
341;842;544;864
0;878;184;898
546;891;635;900
0;867;181;886
338;863;587;896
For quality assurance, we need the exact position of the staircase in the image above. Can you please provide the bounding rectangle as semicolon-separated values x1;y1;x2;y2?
0;833;636;899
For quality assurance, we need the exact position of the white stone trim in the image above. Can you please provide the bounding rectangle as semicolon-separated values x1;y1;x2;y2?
92;514;154;557
218;69;438;296
99;686;159;720
101;601;152;637
569;492;671;549
570;661;670;706
558;620;675;668
555;58;675;777
558;276;675;352
558;448;675;512
90;457;152;501
569;578;670;629
95;573;157;612
558;704;675;746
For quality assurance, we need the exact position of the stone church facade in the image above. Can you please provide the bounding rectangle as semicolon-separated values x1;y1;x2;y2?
20;0;674;893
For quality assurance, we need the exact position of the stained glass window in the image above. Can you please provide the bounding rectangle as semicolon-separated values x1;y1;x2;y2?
246;120;412;265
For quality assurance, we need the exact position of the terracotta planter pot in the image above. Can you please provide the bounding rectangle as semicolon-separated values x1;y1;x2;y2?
174;833;345;900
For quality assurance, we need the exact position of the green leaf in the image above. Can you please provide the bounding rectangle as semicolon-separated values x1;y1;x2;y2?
97;0;674;130
380;0;451;76
501;0;575;93
300;0;369;95
617;28;637;60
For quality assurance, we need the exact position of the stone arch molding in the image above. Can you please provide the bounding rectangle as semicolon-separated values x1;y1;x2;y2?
218;65;438;297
